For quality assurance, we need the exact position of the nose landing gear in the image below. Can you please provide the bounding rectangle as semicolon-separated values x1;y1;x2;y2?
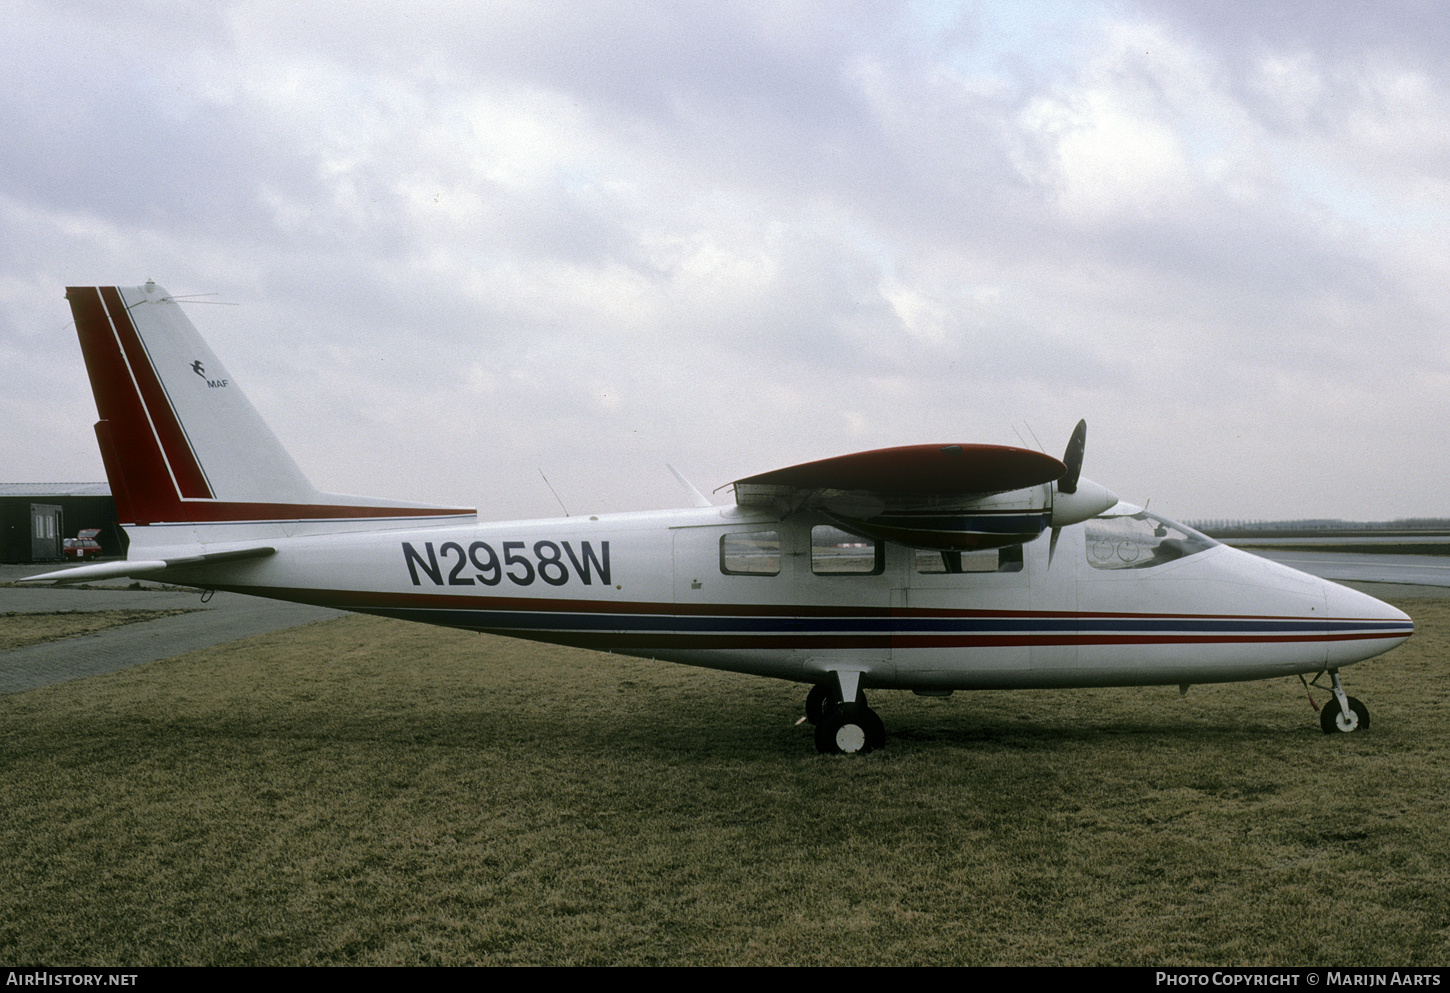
1309;669;1371;734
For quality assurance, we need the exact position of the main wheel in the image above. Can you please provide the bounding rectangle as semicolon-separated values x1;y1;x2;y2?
804;684;869;725
1321;695;1370;734
814;703;886;755
805;683;837;725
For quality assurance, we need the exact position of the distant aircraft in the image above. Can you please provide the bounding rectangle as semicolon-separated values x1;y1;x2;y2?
28;284;1413;753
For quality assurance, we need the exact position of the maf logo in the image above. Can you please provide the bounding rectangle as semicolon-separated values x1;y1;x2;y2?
191;360;228;388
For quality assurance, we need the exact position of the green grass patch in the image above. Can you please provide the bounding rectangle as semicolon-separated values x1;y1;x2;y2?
1;601;1446;965
0;610;193;651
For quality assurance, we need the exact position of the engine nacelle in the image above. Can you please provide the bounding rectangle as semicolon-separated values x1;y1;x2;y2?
1050;476;1118;528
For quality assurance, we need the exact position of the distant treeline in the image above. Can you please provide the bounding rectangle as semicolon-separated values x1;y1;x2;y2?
1190;518;1450;534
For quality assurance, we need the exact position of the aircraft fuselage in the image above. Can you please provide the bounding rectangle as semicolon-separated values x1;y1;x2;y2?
160;505;1411;694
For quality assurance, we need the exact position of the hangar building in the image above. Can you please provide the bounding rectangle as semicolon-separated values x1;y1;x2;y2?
0;483;118;563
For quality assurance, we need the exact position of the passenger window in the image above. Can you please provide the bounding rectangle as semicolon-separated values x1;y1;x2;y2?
915;545;1024;574
811;526;883;575
720;531;781;575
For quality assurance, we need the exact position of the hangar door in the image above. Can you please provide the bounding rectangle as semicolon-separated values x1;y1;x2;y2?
30;503;62;562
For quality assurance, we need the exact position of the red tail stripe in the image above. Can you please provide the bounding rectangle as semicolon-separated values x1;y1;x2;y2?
98;287;213;500
70;287;177;522
91;420;135;524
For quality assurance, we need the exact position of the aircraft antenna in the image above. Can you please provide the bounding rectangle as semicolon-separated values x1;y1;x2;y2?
163;294;239;305
129;292;239;313
668;464;712;508
539;470;570;517
1023;422;1046;453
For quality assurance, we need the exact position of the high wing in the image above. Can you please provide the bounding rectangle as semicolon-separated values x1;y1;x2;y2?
732;428;1118;551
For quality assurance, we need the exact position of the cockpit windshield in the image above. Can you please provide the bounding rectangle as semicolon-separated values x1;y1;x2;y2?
1084;511;1218;571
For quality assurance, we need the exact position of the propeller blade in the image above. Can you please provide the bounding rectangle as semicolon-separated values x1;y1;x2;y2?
1050;419;1119;529
1059;419;1086;495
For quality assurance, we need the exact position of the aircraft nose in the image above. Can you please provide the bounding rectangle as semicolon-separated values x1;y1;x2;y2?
1322;580;1413;664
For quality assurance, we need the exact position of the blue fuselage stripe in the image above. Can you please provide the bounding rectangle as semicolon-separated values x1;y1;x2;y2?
346;605;1409;637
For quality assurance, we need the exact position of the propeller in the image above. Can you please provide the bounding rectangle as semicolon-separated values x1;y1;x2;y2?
1059;419;1086;495
1048;419;1116;567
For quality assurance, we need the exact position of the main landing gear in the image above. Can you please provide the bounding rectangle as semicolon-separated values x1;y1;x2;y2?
1308;669;1371;734
805;679;886;755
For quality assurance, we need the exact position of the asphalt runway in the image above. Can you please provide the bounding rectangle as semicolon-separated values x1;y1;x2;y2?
0;564;343;694
1239;547;1450;589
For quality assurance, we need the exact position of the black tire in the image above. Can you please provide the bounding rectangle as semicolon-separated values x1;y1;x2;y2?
805;683;836;725
1320;695;1370;734
814;703;884;755
861;706;886;750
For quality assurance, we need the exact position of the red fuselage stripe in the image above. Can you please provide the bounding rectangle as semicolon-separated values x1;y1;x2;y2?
209;584;1406;624
202;585;1409;650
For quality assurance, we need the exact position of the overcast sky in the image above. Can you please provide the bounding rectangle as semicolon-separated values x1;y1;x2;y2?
3;1;1446;523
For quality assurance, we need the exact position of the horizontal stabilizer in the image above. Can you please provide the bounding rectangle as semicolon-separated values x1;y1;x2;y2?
20;545;276;585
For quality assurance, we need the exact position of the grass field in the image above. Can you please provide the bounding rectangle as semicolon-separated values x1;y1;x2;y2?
1;599;1446;965
0;610;192;651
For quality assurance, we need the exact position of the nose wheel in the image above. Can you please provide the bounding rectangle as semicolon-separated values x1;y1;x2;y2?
1321;694;1370;734
1317;670;1370;734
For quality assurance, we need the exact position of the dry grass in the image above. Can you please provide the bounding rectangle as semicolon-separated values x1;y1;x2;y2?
0;610;192;651
0;599;1446;965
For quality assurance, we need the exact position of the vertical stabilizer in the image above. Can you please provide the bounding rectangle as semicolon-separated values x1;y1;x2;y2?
66;284;472;526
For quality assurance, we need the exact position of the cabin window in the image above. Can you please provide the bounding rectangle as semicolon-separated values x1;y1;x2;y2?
1085;512;1218;571
811;526;884;575
720;531;781;575
915;544;1024;574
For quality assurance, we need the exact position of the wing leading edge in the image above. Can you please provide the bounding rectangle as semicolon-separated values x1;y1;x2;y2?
732;432;1116;551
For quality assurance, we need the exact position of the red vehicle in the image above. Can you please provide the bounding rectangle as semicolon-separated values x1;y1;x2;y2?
62;528;103;559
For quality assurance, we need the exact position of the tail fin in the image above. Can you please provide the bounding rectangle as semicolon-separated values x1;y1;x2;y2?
66;284;472;527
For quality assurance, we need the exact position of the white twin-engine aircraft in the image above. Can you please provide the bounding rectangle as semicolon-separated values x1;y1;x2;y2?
30;284;1413;753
